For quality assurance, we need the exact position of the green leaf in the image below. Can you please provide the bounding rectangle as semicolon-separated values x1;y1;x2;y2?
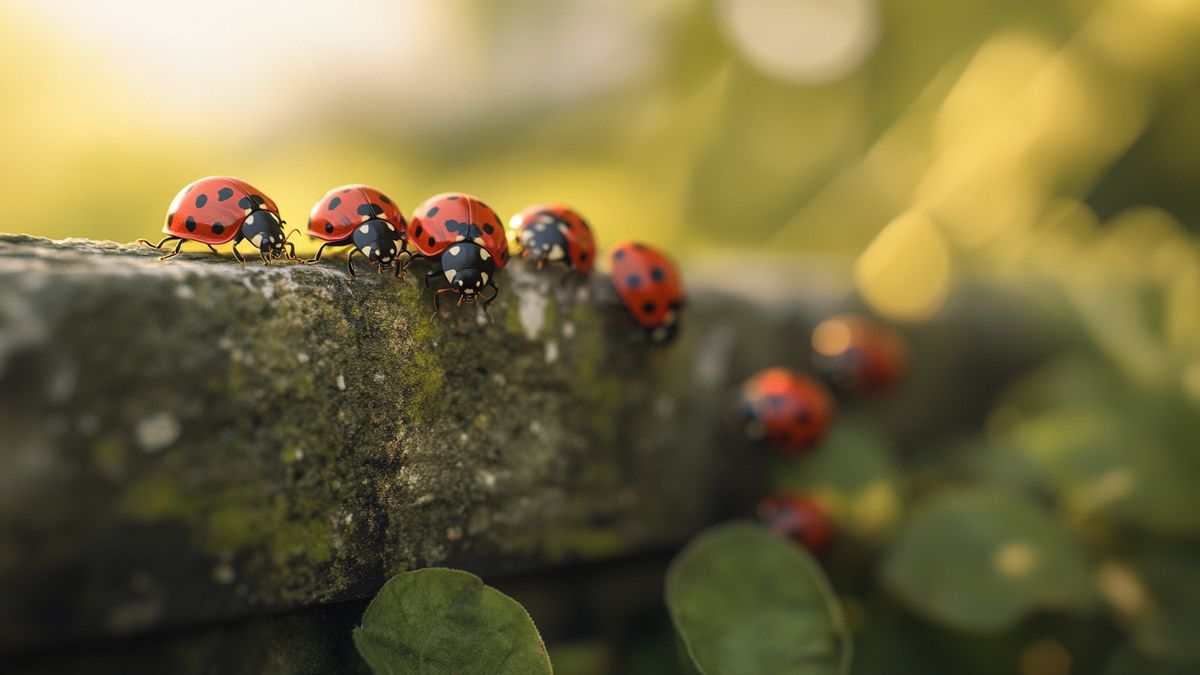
353;568;553;675
880;487;1093;633
665;523;852;675
1106;537;1200;663
1104;642;1195;675
998;357;1200;535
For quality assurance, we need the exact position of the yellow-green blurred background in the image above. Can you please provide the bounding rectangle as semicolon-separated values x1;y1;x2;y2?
3;0;1200;328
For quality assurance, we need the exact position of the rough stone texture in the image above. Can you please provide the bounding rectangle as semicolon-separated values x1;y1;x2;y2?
0;235;1057;664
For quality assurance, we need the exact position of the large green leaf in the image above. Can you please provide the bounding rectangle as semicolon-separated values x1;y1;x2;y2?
665;523;852;675
880;487;1093;633
353;568;553;675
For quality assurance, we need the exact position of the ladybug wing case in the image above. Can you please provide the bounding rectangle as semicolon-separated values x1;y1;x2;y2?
165;176;258;245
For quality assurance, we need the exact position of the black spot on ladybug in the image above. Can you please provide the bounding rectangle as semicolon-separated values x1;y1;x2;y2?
427;206;439;218
167;213;174;226
766;394;785;409
358;203;383;217
795;408;811;424
651;267;666;282
413;224;424;237
195;193;208;208
329;197;342;210
380;193;392;205
447;195;459;200
626;275;641;289
642;301;656;315
613;249;626;260
250;194;266;206
341;188;351;193
633;243;646;250
211;222;225;235
445;219;482;241
482;223;495;235
325;222;334;234
238;197;251;209
217;187;234;201
426;236;435;247
579;252;588;262
185;216;196;232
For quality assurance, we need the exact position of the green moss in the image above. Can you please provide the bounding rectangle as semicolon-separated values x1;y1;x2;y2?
89;437;127;478
120;474;191;521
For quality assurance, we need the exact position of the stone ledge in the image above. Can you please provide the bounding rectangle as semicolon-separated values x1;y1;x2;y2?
0;235;1053;654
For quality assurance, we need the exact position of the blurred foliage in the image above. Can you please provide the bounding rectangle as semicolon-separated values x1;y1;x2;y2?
880;487;1094;633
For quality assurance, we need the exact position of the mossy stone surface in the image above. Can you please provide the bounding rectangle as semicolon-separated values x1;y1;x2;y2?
0;236;1057;659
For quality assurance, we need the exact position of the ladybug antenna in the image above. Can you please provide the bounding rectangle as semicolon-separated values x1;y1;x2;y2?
285;228;299;241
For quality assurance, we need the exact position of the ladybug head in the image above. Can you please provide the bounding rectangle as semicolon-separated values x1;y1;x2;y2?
518;213;569;269
648;300;684;345
442;242;496;302
353;219;401;270
243;210;291;259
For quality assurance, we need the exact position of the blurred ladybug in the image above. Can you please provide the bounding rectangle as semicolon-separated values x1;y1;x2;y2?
305;185;407;277
758;493;835;555
811;314;908;395
736;368;833;455
510;203;596;274
609;241;684;344
140;176;296;264
408;193;509;316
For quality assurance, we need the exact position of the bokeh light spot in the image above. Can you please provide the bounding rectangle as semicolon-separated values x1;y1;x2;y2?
1018;638;1071;675
716;0;880;84
994;541;1037;579
854;211;951;321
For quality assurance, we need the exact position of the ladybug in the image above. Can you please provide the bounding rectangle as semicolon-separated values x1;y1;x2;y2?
811;314;908;396
736;368;833;455
608;241;685;344
510;203;596;273
139;176;295;264
758;493;835;555
407;193;509;314
305;185;408;277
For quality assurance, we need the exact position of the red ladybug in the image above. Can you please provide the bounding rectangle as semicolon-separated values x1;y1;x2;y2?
758;493;835;555
407;193;508;314
608;241;684;344
510;203;596;273
305;185;408;277
736;368;833;455
811;314;908;395
140;176;295;264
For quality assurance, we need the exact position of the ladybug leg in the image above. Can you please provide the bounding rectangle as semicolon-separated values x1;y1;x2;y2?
157;238;186;261
482;282;500;307
137;235;179;251
285;241;298;261
421;266;443;295
230;239;246;266
430;288;455;322
345;248;360;278
206;244;219;254
305;242;332;265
